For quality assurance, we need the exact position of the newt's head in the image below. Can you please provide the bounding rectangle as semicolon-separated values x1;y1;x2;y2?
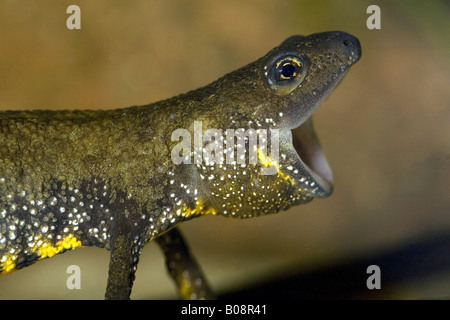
171;31;361;218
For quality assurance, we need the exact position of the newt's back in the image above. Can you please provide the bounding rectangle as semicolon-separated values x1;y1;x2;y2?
0;108;171;274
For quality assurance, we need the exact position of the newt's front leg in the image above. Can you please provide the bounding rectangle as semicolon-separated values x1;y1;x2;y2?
105;235;140;299
105;236;133;299
104;208;147;300
157;228;215;300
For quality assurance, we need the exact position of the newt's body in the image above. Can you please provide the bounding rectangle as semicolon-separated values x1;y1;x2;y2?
0;31;361;299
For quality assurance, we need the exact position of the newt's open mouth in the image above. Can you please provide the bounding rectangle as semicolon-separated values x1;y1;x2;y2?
278;31;361;197
291;118;333;196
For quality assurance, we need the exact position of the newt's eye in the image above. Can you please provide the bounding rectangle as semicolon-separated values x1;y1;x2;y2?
264;54;306;95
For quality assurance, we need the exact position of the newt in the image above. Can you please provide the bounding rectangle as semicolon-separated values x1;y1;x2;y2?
0;31;361;299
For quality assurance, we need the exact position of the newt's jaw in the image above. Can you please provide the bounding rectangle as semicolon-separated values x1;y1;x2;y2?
290;118;333;197
184;32;361;216
274;32;361;198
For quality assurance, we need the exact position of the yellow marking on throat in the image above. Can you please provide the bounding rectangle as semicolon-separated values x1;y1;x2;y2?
257;148;296;186
179;199;217;219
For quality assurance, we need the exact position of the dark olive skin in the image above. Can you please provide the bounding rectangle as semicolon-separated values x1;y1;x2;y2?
0;31;361;299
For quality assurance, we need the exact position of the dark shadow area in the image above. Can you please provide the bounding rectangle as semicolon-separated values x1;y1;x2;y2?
218;232;450;299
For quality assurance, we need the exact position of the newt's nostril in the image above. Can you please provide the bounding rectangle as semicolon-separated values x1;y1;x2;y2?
343;39;353;47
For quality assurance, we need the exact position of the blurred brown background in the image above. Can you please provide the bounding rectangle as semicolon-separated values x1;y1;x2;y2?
0;0;449;299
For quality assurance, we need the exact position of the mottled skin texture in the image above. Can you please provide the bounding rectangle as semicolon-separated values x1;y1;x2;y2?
0;31;361;299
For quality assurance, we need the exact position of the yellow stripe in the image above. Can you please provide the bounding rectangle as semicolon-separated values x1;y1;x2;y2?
179;199;217;219
257;148;296;185
36;234;82;259
1;234;82;275
1;255;18;275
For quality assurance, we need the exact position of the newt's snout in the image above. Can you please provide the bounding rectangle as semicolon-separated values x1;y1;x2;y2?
342;33;362;65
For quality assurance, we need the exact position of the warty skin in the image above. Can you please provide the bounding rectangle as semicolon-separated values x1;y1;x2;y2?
0;31;361;299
